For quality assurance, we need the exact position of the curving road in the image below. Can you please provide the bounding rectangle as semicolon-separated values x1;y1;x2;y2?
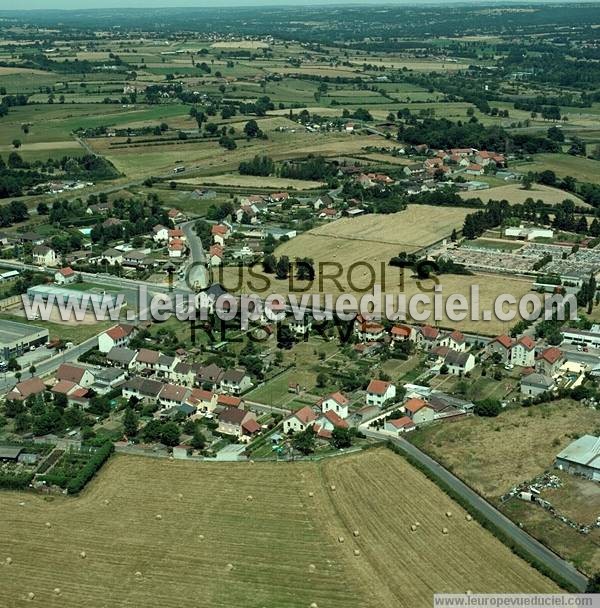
363;430;588;592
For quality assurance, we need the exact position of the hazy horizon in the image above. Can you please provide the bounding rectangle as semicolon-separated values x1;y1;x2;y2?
4;0;591;11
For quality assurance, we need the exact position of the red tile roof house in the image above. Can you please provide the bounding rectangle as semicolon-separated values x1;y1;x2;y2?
354;315;385;342
51;380;89;401
187;388;218;413
536;346;565;377
366;380;396;407
211;224;230;246
217;406;259;441
384;416;415;435
404;398;435;425
439;330;467;352
415;325;440;350
318;392;350;419
488;334;514;363
6;377;46;401
133;348;161;371
56;363;95;388
314;410;348;439
217;394;244;409
390;324;414;342
98;324;137;354
510;336;537;368
283;406;317;434
54;266;76;285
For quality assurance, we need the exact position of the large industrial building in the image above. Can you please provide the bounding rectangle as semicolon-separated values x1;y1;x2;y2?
0;320;49;361
555;435;600;481
26;285;120;310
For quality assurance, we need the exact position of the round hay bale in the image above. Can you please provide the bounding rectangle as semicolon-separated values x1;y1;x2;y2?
352;530;359;537
310;603;319;608
225;563;234;572
337;536;344;544
308;564;316;573
446;511;452;518
353;549;360;557
465;514;473;522
249;459;254;465
5;557;12;565
247;495;253;501
198;534;205;541
169;456;174;461
53;588;61;595
415;521;420;527
103;499;110;505
155;514;162;520
466;590;473;595
27;592;35;601
177;493;183;499
19;502;25;507
80;551;87;559
410;524;418;532
330;485;336;491
135;571;142;578
308;492;314;498
45;522;51;529
442;528;449;535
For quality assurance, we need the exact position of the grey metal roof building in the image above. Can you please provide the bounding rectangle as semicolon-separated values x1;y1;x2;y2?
555;435;600;481
0;320;49;360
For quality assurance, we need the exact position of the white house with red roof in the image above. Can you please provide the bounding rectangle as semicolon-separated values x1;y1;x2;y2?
168;238;186;258
439;330;466;352
283;406;317;434
390;324;415;342
314;410;348;439
366;379;396;407
98;324;137;353
153;225;170;243
209;244;224;267
54;267;76;285
212;224;230;246
384;416;415;435
415;325;440;350
354;315;385;342
511;335;536;368
404;398;435;424
318;392;350;419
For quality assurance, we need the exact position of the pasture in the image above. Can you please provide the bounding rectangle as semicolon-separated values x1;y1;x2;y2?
0;449;557;608
515;154;600;185
408;400;600;499
176;174;324;190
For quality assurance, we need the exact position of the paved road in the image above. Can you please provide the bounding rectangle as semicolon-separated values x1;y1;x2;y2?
181;219;209;290
363;430;588;592
0;333;100;393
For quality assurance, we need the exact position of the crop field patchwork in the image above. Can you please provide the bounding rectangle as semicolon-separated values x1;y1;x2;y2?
0;449;556;608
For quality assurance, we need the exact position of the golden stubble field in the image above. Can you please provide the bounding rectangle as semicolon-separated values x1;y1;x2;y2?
459;183;588;207
0;449;556;608
220;205;537;335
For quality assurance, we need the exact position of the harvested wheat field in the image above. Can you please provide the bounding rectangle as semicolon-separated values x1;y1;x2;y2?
0;450;556;608
310;205;471;249
459;183;588;207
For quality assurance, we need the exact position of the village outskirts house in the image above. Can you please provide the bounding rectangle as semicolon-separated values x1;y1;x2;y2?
404;398;435;425
217;407;260;441
415;325;440;350
536;347;565;377
354;315;385;342
384;416;415;435
439;330;467;353
365;380;396;407
54;267;76;285
488;335;514;363
283;406;317;434
33;245;58;267
220;368;252;396
521;373;555;397
443;350;475;376
56;363;95;388
98;324;137;354
511;336;536;368
318;392;350;419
